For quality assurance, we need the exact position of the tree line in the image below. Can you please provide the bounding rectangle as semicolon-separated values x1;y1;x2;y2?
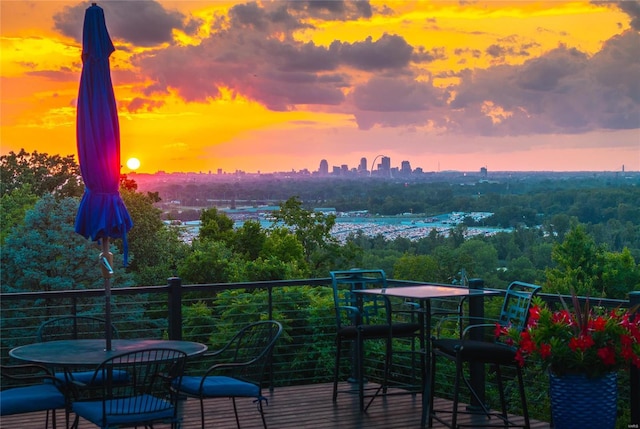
2;149;639;300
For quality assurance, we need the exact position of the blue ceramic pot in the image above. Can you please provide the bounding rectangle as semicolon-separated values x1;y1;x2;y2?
549;371;617;429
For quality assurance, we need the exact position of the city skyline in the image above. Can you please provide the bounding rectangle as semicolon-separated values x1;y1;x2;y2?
1;1;639;174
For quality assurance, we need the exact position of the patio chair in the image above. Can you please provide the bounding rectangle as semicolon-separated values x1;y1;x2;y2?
429;281;542;429
69;348;187;429
176;320;283;429
0;363;68;429
330;269;422;412
37;315;120;342
37;315;121;385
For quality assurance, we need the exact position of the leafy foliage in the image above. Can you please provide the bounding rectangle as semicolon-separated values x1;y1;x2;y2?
0;149;82;198
546;225;640;298
498;295;640;378
0;184;38;245
271;197;357;275
0;194;134;294
120;188;189;285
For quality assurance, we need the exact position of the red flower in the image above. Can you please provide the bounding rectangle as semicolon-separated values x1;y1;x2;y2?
597;346;616;366
539;343;552;360
519;331;536;354
495;296;640;378
494;323;507;339
591;316;606;332
552;310;572;325
569;335;595;352
528;306;541;323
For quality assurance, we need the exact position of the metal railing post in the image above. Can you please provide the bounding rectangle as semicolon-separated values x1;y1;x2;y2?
167;276;183;341
630;291;640;427
468;278;486;410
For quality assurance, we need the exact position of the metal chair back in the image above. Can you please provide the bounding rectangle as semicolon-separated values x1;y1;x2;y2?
71;348;187;428
37;315;119;342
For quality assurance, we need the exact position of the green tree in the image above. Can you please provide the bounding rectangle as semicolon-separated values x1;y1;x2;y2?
503;256;539;284
120;188;189;285
0;195;134;294
232;220;266;260
260;227;308;269
271;197;351;274
0;184;37;245
199;207;234;243
0;149;82;197
543;224;639;298
393;254;439;281
455;239;499;282
177;240;237;284
545;225;604;297
600;247;640;299
271;197;336;261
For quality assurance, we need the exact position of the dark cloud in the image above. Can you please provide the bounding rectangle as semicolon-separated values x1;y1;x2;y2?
486;44;507;58
53;0;186;47
411;46;447;63
594;0;640;30
516;46;587;91
229;2;268;30
353;76;443;112
132;3;415;110
336;34;414;70
350;76;447;129
449;31;640;135
486;37;537;60
126;97;165;113
264;40;339;72
287;1;373;20
110;1;637;135
454;48;482;58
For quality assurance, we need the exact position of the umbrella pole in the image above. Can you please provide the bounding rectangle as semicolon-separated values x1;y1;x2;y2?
100;238;114;351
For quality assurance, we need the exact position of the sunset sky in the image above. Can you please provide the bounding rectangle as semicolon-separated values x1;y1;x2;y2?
1;0;639;174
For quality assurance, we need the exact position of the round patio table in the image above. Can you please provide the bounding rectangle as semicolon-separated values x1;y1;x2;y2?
9;339;207;366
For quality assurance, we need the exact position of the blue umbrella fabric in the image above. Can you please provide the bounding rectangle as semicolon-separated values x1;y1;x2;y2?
75;3;132;351
75;3;132;260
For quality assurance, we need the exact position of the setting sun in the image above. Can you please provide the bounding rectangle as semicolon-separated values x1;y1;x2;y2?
126;157;141;171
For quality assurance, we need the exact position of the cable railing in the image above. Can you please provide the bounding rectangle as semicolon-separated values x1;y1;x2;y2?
1;278;637;426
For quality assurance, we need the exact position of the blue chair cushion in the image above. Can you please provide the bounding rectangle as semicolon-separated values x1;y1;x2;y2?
178;375;260;398
54;369;130;385
0;384;66;415
72;394;174;427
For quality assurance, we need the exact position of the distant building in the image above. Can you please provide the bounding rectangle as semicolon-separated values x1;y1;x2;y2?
401;160;412;175
359;157;367;174
319;159;329;175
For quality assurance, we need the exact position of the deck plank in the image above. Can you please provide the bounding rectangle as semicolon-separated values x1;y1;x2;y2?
0;382;550;429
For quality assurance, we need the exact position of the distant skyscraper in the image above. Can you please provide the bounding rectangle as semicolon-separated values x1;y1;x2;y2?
359;157;367;174
319;159;329;175
381;156;391;176
401;160;412;175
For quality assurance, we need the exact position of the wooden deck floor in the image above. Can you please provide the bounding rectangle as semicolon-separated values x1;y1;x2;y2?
1;382;550;429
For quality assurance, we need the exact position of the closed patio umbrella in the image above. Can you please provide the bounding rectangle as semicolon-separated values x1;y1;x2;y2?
75;3;133;351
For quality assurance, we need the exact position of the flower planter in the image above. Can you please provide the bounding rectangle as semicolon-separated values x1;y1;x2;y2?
549;371;617;429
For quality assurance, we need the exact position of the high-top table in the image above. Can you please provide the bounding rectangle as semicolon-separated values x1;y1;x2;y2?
353;284;499;428
9;339;208;366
